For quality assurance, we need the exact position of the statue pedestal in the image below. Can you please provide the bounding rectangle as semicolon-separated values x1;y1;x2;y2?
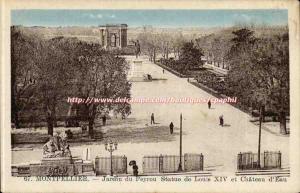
30;164;75;176
25;157;94;176
30;157;75;176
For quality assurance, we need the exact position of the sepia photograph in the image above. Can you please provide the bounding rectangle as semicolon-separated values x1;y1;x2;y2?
1;0;300;192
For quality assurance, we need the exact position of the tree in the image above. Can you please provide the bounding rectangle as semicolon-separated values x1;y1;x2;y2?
158;32;172;59
73;43;131;137
227;28;257;64
11;27;40;128
250;33;289;133
226;28;289;133
225;28;257;110
178;41;204;73
138;30;160;62
34;37;77;135
172;32;185;60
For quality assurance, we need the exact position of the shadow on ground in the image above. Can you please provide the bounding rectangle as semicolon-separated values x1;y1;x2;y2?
12;117;183;149
101;125;179;144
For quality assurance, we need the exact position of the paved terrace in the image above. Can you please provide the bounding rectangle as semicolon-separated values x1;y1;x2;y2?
12;55;289;175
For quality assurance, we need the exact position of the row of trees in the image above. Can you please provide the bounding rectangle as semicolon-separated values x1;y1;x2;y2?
137;27;186;62
195;25;288;70
159;41;204;74
11;26;131;136
137;27;204;73
195;32;231;69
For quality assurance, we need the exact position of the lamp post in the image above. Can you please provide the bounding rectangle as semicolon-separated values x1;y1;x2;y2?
178;113;183;172
257;103;265;169
105;139;118;176
257;105;262;169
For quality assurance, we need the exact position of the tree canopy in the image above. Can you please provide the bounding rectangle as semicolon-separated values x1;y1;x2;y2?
178;41;204;71
11;26;131;136
225;28;289;133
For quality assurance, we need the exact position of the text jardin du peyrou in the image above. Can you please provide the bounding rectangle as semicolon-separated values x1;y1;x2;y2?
67;96;238;104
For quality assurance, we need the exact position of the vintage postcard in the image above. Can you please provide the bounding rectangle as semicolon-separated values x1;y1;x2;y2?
1;0;300;192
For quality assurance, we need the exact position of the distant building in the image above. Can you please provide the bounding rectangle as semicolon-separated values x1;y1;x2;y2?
99;24;127;49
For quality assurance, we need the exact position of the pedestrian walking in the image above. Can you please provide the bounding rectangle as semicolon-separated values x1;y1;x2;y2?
208;100;211;109
133;164;139;176
151;113;155;125
219;115;224;127
169;122;174;134
129;160;139;176
163;69;165;74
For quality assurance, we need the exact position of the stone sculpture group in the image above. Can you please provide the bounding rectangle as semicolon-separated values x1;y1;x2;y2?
43;132;71;158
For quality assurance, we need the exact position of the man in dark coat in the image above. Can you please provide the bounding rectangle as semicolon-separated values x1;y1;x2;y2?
219;115;224;127
151;113;155;125
133;164;139;176
169;122;174;134
208;100;211;109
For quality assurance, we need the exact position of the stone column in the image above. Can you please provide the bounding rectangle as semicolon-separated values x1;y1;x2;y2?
119;28;122;48
106;29;109;49
100;29;104;46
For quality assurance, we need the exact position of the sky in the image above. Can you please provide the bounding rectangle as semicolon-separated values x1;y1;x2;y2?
11;9;288;28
